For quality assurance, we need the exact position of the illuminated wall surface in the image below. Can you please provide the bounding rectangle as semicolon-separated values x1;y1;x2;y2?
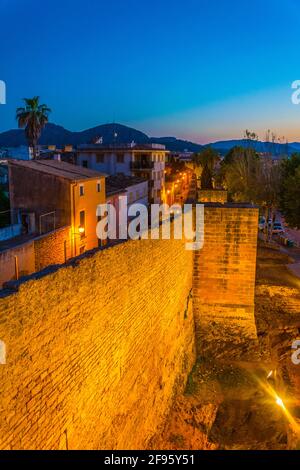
0;202;258;449
198;190;228;204
193;204;259;358
0;227;72;288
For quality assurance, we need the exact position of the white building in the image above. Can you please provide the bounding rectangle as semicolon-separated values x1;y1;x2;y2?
77;143;168;204
0;146;33;160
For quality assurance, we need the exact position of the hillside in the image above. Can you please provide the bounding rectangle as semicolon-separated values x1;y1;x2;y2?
1;122;299;155
0;123;203;153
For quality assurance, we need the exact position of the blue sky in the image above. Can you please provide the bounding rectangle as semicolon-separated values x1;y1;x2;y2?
0;0;300;143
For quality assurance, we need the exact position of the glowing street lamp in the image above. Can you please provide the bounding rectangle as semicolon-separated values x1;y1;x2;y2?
78;225;85;235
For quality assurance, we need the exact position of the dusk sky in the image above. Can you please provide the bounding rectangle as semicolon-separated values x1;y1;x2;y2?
1;0;300;143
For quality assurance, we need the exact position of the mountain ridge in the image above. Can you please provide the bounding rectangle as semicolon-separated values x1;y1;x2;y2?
0;123;204;153
0;122;299;154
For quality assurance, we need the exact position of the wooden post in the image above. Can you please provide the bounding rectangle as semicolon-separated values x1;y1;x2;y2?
14;255;19;280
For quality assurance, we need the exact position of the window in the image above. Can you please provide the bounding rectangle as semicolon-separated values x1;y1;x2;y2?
129;192;134;204
79;246;85;254
117;154;124;164
96;180;101;193
79;184;84;196
82;160;88;168
96;154;104;163
79;210;85;237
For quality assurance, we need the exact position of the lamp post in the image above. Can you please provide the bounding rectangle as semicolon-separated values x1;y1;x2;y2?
72;225;86;256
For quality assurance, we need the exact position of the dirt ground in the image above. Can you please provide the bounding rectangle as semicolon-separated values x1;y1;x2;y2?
152;242;300;450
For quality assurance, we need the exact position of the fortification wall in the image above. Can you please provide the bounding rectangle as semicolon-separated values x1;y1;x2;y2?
0;235;195;450
193;203;259;358
34;226;72;271
0;226;71;288
198;189;228;203
0;241;35;288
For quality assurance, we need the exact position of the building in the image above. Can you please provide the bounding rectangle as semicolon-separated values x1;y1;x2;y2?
165;169;194;206
77;143;168;204
0;145;34;160
105;174;148;243
259;153;287;166
168;151;194;163
0;160;8;190
39;145;77;164
8;159;106;255
106;174;148;207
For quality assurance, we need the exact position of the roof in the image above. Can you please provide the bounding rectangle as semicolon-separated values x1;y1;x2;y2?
106;173;148;197
77;143;169;153
8;159;106;181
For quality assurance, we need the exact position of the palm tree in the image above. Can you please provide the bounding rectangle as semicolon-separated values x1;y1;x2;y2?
16;97;51;159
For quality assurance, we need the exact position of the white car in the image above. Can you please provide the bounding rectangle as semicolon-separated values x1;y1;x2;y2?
272;222;284;234
259;217;266;231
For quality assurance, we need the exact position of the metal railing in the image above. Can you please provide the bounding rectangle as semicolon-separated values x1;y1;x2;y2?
0;209;20;228
39;211;56;235
130;161;154;170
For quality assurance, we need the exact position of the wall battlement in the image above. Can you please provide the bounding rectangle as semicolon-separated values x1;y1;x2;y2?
193;203;259;358
198;189;228;203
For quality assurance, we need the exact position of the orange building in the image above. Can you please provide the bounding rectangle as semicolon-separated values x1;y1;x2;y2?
8;160;106;256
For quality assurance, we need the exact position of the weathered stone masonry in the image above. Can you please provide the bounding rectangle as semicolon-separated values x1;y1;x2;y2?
198;189;228;204
193;203;259;357
0;226;72;288
0;202;259;449
0;236;195;450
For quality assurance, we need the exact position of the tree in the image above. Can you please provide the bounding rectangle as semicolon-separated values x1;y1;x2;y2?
16;97;51;159
223;146;251;165
243;129;258;149
257;161;283;240
0;188;10;227
222;147;260;202
222;144;283;241
193;147;219;189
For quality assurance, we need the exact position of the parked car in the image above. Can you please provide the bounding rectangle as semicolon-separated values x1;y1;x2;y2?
259;217;266;231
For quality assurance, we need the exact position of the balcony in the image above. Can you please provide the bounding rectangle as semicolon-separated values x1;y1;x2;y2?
130;161;154;170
